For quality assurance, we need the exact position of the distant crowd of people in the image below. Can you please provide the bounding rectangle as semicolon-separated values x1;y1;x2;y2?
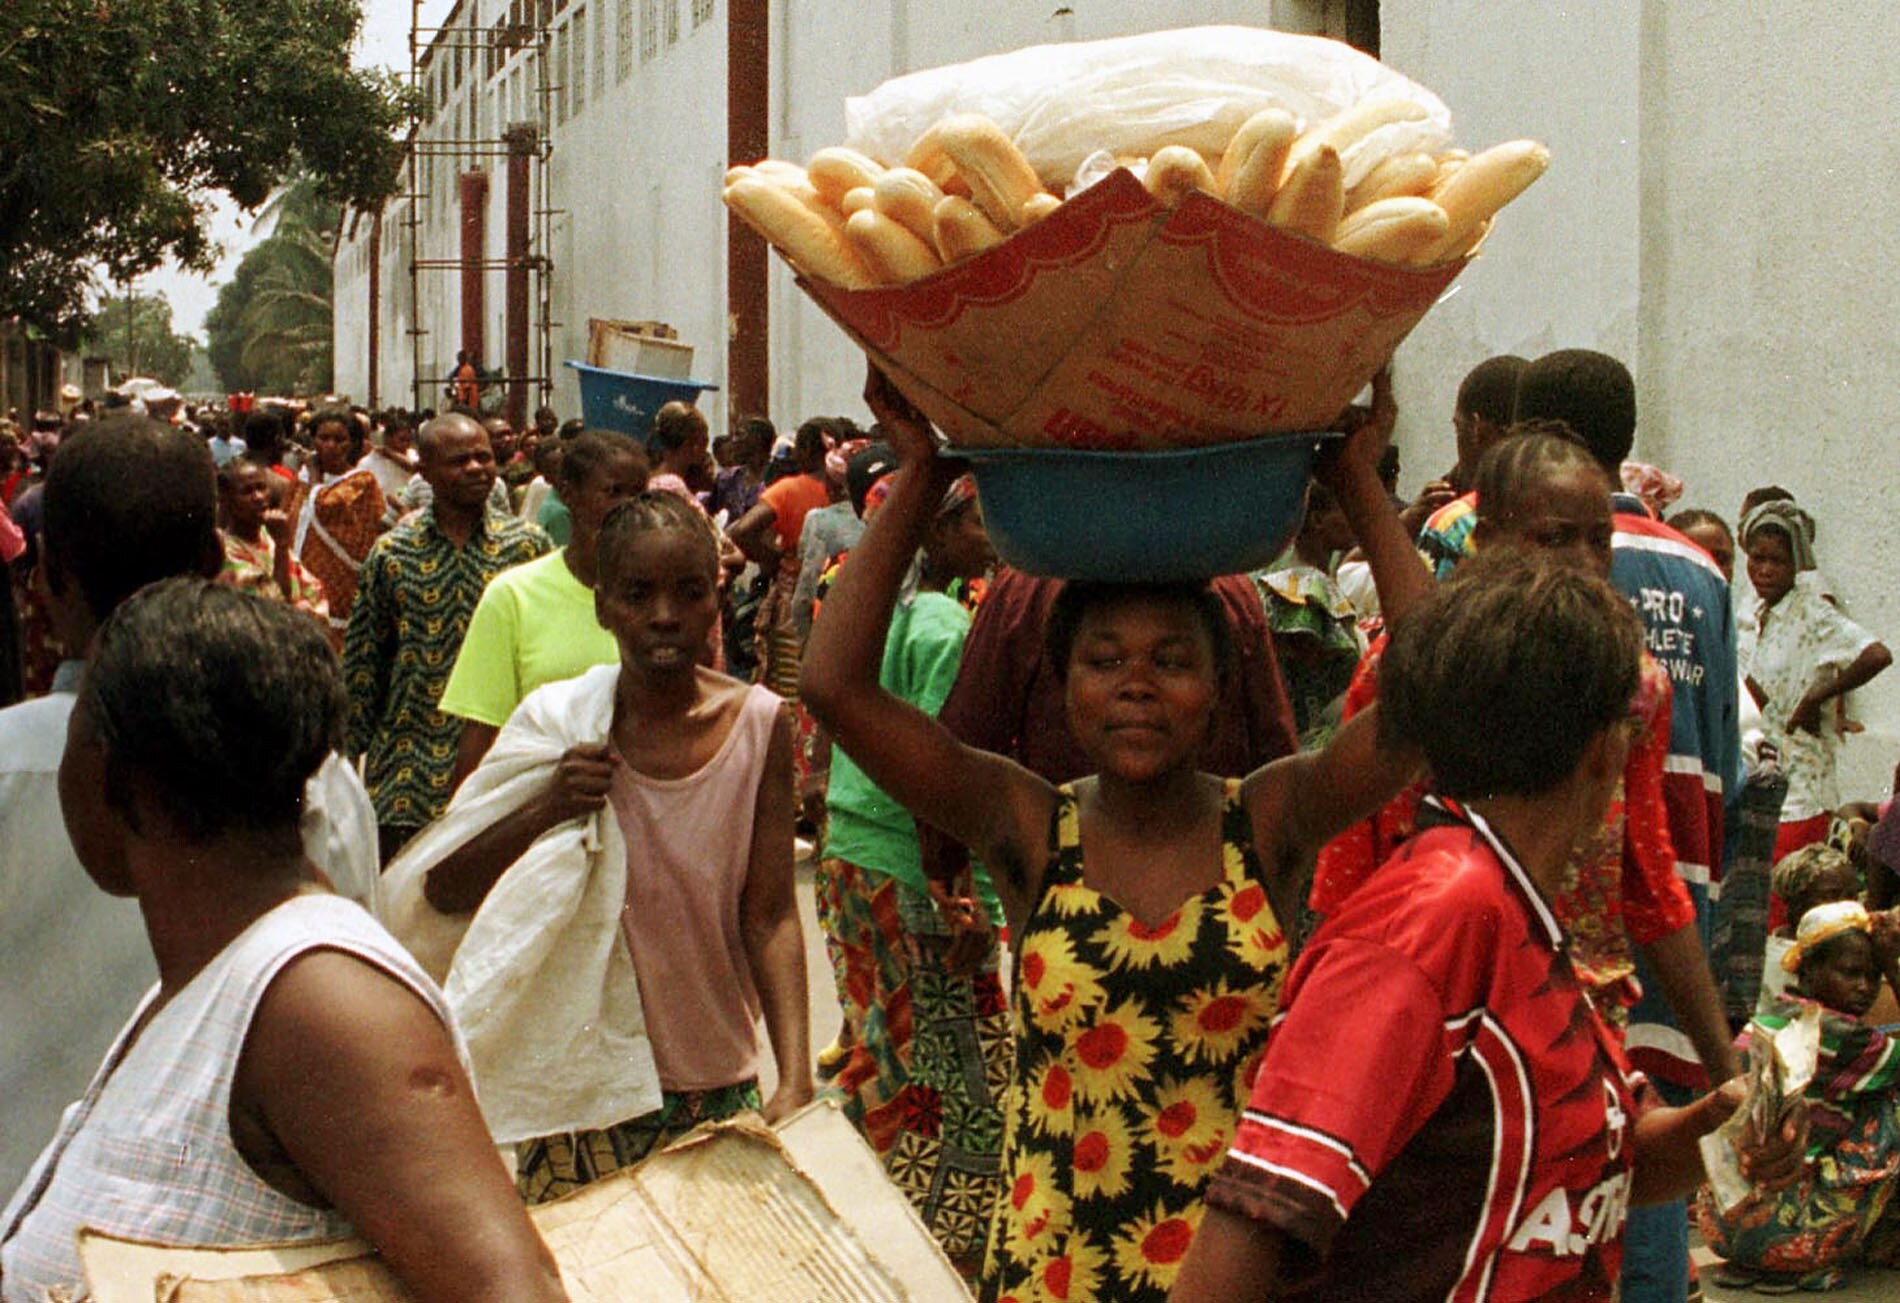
1;346;1896;1302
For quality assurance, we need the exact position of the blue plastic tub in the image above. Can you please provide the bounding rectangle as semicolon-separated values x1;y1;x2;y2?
565;361;718;438
956;433;1339;582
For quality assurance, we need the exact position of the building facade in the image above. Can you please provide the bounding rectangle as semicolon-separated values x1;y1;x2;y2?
334;0;1900;796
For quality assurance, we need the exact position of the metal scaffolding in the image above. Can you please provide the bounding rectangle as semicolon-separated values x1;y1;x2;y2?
405;0;560;421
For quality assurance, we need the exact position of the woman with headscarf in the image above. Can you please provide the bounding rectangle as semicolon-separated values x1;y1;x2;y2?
1739;499;1892;868
1698;900;1900;1292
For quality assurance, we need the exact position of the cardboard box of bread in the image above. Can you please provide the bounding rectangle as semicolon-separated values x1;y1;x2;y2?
724;26;1548;451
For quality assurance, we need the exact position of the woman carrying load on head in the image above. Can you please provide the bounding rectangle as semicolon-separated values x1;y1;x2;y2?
801;365;1434;1303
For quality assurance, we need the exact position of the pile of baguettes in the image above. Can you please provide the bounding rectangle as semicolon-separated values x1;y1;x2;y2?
723;100;1548;291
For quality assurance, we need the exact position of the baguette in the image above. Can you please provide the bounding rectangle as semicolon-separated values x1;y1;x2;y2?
872;168;945;244
1344;152;1438;212
750;159;811;186
932;194;1007;262
845;208;943;284
1333;197;1451;265
748;167;853;237
1429;139;1549;256
932;113;1044;231
807;147;886;208
1218;107;1298;215
904;121;958;188
1266;144;1344;242
1021;192;1063;224
1438;217;1494;262
1144;146;1217;207
1285;98;1430;176
723;177;876;289
1429;149;1471;192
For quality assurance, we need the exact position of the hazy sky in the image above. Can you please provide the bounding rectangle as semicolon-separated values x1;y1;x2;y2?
140;0;452;338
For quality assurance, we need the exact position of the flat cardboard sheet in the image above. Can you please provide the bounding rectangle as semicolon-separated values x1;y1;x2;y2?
797;168;1464;450
81;1103;970;1302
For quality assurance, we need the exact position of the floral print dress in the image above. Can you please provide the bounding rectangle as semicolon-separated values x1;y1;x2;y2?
981;780;1289;1303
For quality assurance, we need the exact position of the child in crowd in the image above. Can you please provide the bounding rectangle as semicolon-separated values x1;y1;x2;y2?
802;367;1431;1303
396;493;812;1204
216;458;329;621
1700;901;1900;1292
1313;425;1738;1082
1762;845;1866;1010
1669;508;1736;585
1178;551;1793;1301
1739;500;1892;870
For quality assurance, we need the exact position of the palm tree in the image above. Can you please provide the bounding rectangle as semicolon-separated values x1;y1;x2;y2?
237;180;339;393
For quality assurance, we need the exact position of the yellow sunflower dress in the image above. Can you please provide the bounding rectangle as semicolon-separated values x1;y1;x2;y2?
981;780;1290;1302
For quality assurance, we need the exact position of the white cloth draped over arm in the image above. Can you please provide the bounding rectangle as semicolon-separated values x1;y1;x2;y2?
377;665;662;1145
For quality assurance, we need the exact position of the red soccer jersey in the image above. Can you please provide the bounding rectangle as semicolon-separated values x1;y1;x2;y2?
1311;640;1693;1010
1210;799;1645;1301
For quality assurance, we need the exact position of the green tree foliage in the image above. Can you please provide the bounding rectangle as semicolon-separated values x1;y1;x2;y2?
205;180;339;394
0;0;405;332
80;291;198;388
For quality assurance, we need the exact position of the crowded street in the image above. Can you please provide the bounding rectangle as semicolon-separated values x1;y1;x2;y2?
4;5;1900;1302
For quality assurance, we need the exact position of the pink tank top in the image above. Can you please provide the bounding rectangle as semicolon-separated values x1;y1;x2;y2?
609;684;781;1091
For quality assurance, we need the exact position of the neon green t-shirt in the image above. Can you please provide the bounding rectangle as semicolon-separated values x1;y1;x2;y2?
438;549;619;727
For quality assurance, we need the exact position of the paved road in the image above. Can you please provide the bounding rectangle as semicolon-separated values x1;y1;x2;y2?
1697;1242;1897;1300
757;858;841;1103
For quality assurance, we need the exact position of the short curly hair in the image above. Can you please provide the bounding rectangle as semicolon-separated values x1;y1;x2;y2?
1380;550;1643;799
1513;349;1637;472
1045;581;1234;685
79;577;344;841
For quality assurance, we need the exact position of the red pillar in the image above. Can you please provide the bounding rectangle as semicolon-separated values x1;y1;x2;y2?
726;0;769;419
504;125;535;429
458;171;489;371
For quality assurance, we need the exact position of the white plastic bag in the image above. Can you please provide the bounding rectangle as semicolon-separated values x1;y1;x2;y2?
845;26;1452;190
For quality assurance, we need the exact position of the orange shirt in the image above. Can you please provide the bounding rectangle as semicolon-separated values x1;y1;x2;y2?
761;473;830;575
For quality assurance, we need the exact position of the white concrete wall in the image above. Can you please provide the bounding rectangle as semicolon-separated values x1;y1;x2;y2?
1386;1;1900;801
1636;0;1900;800
1378;1;1644;483
336;1;1900;798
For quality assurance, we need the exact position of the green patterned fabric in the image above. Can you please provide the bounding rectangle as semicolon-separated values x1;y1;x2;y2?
1254;564;1363;752
817;858;1013;1275
342;506;550;832
513;1080;762;1205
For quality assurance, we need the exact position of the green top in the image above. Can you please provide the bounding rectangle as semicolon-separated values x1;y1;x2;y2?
342;507;552;829
537;486;571;546
437;547;620;729
824;591;1001;920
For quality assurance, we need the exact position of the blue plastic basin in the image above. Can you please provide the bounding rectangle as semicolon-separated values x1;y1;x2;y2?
956;433;1338;582
566;361;718;438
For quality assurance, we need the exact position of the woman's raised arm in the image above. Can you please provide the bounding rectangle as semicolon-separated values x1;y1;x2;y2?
800;367;1051;911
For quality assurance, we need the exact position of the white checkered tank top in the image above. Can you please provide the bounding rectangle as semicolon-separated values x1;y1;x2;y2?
0;893;462;1302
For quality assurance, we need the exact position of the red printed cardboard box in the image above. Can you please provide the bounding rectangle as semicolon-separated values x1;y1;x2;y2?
795;168;1466;451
